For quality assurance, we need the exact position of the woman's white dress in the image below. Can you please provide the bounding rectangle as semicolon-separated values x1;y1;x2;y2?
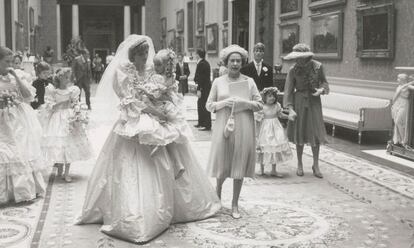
77;63;220;243
0;74;46;204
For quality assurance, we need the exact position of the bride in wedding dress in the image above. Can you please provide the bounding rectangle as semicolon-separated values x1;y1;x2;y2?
76;35;220;244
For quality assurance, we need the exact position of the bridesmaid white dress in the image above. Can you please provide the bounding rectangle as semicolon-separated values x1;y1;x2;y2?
0;73;46;204
40;85;92;164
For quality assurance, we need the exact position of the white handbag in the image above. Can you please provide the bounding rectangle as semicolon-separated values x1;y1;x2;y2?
224;102;235;138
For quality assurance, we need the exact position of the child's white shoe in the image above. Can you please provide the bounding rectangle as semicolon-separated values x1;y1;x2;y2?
64;175;72;183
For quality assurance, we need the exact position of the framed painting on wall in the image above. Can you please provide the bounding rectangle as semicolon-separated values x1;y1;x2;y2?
308;0;346;10
187;1;194;49
310;11;343;60
223;0;229;22
161;17;167;37
356;4;395;59
175;36;184;54
280;23;299;55
206;23;218;54
222;29;229;48
161;37;167;49
197;1;205;32
195;35;205;50
280;0;302;20
167;29;176;49
176;9;184;33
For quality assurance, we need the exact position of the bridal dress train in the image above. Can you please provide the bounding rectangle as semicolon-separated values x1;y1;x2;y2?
77;35;220;243
76;61;176;243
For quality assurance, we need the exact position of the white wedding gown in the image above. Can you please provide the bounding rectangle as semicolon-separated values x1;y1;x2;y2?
77;57;220;243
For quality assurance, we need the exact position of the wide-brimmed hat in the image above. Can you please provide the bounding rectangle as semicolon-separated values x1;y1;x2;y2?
283;43;315;60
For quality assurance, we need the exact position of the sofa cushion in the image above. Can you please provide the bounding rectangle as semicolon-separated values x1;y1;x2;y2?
322;93;390;114
322;108;360;128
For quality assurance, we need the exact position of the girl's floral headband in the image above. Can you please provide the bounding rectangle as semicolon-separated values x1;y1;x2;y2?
261;87;279;96
165;49;176;78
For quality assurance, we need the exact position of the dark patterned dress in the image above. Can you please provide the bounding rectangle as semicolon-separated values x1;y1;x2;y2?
283;60;329;146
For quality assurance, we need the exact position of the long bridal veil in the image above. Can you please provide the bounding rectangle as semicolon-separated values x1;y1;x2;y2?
89;35;156;151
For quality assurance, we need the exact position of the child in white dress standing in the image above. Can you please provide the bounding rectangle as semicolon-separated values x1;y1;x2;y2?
256;87;293;177
40;68;92;182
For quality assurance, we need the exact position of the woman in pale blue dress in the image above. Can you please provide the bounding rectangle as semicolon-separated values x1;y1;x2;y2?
77;35;220;243
206;45;263;219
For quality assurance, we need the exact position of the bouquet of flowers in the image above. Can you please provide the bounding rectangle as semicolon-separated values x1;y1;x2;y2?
138;74;168;99
0;90;19;108
68;102;89;131
164;49;176;79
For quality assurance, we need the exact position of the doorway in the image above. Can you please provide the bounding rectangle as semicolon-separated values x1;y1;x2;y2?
232;0;249;51
5;0;12;48
79;6;123;56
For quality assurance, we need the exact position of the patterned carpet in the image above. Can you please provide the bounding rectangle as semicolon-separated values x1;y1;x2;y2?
1;140;413;247
1;96;414;247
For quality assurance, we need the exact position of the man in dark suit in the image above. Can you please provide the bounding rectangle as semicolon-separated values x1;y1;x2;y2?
175;53;190;95
240;42;273;91
72;49;92;109
194;49;211;131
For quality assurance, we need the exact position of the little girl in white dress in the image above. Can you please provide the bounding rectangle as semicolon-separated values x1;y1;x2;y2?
256;87;293;177
40;68;92;182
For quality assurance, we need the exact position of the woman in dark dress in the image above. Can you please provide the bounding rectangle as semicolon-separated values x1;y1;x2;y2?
283;43;329;178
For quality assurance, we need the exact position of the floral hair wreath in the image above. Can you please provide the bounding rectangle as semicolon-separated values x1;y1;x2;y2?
55;67;71;78
54;67;71;87
164;49;176;78
260;87;279;101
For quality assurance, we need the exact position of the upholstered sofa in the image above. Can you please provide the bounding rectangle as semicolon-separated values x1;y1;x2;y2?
321;92;392;144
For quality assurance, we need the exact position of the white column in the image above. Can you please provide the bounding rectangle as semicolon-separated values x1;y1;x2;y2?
228;0;233;46
56;4;62;60
0;0;6;46
141;5;145;35
12;0;17;50
124;5;131;38
72;4;79;38
248;0;256;61
27;1;31;52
